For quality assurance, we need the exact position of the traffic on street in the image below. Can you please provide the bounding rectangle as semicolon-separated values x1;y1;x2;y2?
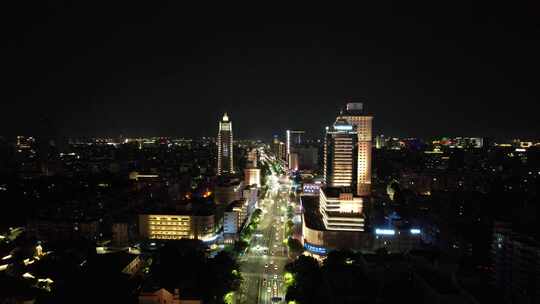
237;150;292;304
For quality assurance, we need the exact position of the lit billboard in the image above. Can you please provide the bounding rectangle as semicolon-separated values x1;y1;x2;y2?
302;183;321;195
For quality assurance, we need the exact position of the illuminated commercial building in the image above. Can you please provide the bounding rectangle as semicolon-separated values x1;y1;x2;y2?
223;187;258;243
323;119;358;188
300;101;374;254
271;136;286;160
244;167;261;187
139;215;191;239
301;195;369;254
319;187;364;231
223;200;245;238
217;113;234;175
138;214;216;242
244;148;261;187
337;101;372;196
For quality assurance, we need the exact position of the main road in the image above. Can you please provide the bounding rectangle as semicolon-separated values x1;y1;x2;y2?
237;155;290;304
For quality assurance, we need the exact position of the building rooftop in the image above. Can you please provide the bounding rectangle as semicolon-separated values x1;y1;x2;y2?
225;200;244;211
216;176;242;187
339;99;372;116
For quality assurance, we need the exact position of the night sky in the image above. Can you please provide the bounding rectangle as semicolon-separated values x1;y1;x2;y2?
2;2;539;140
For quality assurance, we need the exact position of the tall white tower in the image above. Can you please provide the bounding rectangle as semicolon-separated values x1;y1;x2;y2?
217;113;234;175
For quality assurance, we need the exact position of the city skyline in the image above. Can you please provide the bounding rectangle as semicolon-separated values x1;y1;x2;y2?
2;2;540;304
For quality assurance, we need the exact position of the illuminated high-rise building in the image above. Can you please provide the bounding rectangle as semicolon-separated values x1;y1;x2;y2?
286;130;305;169
318;107;369;232
271;136;286;160
286;130;304;156
320;120;364;232
217;113;234;175
324;119;358;188
337;100;373;196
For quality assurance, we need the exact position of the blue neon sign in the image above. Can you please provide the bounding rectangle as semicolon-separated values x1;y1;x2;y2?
304;242;327;255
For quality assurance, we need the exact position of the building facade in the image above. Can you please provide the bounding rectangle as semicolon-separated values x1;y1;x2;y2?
286;130;305;163
323;119;358;188
244;167;261;187
337;101;373;196
138;213;216;242
319;187;364;232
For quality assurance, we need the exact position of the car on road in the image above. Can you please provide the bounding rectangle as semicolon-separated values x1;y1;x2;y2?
265;263;268;268
274;265;278;270
273;274;278;279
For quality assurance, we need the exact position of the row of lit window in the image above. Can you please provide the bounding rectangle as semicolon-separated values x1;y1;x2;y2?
149;217;189;221
150;226;190;231
149;221;189;225
151;231;190;236
151;235;189;240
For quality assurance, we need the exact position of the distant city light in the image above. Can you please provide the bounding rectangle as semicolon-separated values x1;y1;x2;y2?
410;229;421;234
375;228;395;235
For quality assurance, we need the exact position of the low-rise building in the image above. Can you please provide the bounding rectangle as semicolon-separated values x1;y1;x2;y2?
301;195;370;255
223;200;245;243
138;213;216;242
319;187;365;232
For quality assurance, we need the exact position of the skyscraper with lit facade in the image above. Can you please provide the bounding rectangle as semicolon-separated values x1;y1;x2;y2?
286;130;304;170
323;119;358;188
217;113;234;175
301;101;374;254
337;101;373;196
321;119;364;231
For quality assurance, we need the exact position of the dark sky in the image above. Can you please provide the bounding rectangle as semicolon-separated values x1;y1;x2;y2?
2;2;539;140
